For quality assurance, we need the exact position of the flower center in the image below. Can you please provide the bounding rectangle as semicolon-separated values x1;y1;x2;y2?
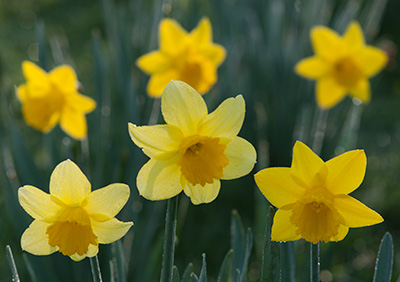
179;61;203;90
333;57;363;87
290;187;341;243
178;135;229;186
46;206;98;256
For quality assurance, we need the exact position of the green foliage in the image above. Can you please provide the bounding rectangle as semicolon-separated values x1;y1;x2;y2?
373;232;394;282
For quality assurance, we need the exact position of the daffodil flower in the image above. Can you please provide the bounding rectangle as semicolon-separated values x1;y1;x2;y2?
18;159;133;261
129;80;256;205
295;21;387;108
254;141;383;244
136;18;226;97
17;61;96;139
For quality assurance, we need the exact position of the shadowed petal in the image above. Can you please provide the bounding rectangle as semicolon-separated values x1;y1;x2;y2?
91;218;133;244
183;180;220;205
70;244;98;261
21;220;58;256
49;65;78;93
330;224;349;242
222;137;256;180
349;79;370;102
271;209;301;242
147;70;178;97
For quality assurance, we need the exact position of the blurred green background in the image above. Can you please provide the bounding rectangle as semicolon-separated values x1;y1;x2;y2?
1;0;400;281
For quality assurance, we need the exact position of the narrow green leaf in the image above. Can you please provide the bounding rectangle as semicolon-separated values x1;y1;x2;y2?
217;249;233;282
190;273;199;282
240;228;253;282
181;263;194;282
373;232;393;282
231;210;245;281
172;266;180;282
6;245;20;282
109;241;127;282
198;254;207;282
90;255;103;282
280;242;295;282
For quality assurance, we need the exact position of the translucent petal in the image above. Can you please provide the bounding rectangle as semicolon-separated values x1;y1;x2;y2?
330;224;349;242
60;108;87;140
334;195;383;227
222;137;256;180
159;18;188;55
67;94;96;113
85;184;130;222
349;79;370;103
136;51;171;74
21;220;58;255
343;21;364;47
198;95;245;138
271;209;301;242
316;76;347;109
183;180;220;205
294;56;328;79
146;70;178;97
128;123;182;159
255;167;305;208
49;65;78;93
91;218;133;244
325;149;366;195
290;141;327;188
18;185;63;221
70;244;98;261
161;81;208;136
50;159;91;205
311;26;342;61
356;46;388;77
137;158;182;200
190;17;212;47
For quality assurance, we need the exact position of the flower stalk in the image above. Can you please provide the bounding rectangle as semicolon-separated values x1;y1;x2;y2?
310;243;320;282
90;255;103;282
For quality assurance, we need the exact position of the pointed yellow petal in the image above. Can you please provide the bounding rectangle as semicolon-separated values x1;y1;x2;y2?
136;51;171;74
50;159;91;205
203;44;226;66
255;167;305;208
18;185;63;221
271;209;301;242
316;77;347;109
67;94;96;113
159;18;188;55
70;244;98;261
343;21;365;48
190;17;212;47
356;46;388;77
290;141;327;188
60;108;87;139
137;158;182;200
334;195;383;227
85;184;130;222
128;123;182;159
91;218;133;244
222;137;256;180
325;149;366;195
22;61;48;83
311;26;342;61
161;81;208;136
179;57;217;94
21;220;58;255
294;56;328;79
49;65;78;93
21;99;60;132
198;95;245;138
146;70;178;97
183;180;220;205
330;224;349;242
349;79;370;102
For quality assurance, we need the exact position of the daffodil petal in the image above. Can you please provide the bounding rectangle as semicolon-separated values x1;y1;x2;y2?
159;18;188;55
198;95;245;138
85;184;130;222
294;56;328;79
316;77;347;109
349;79;370;102
128;123;182;159
137;158;182;200
147;70;178;97
136;51;171;74
290;141;327;188
255;167;305;208
68;94;96;113
271;209;301;242
311;26;342;61
343;21;364;48
161;81;208;135
18;185;62;221
183;180;221;205
22;61;49;92
50;159;91;205
21;99;60;132
356;46;388;77
222;136;256;180
334;195;383;227
330;224;349;242
91;218;133;244
60;108;87;140
325;149;366;195
21;220;58;255
70;244;98;261
16;85;28;102
203;44;226;66
49;65;78;93
181;57;216;94
190;17;212;46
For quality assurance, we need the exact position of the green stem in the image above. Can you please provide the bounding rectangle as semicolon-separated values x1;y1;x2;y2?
160;196;178;282
310;107;328;155
90;255;103;282
310;243;320;282
6;245;20;282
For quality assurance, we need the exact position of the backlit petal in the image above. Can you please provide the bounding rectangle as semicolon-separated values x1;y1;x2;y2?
49;65;78;93
21;220;58;255
91;218;133;244
222;137;257;180
183;180;220;205
147;70;178;97
190;17;212;47
330;224;349;242
128;123;182;159
161;81;208;136
356;46;388;77
50;159;91;205
255;167;305;208
18;185;63;221
70;244;98;261
325;149;366;195
334;195;383;227
290;141;327;189
343;21;364;48
159;18;188;55
316;77;347;109
271;209;301;242
85;184;130;222
137;158;182;200
311;26;342;61
349;79;370;102
60;108;87;139
198;95;245;138
294;56;328;79
136;51;171;74
67;94;96;113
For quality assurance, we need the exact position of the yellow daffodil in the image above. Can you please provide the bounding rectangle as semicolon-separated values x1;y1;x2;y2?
129;80;256;205
254;141;383;244
18;159;133;261
17;61;96;139
136;18;226;97
295;21;387;108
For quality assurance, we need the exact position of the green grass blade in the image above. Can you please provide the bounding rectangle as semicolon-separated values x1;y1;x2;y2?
198;254;207;282
6;245;20;282
373;232;393;282
217;249;233;282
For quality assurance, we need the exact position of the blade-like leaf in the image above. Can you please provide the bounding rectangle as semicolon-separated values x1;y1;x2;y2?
373;232;393;282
